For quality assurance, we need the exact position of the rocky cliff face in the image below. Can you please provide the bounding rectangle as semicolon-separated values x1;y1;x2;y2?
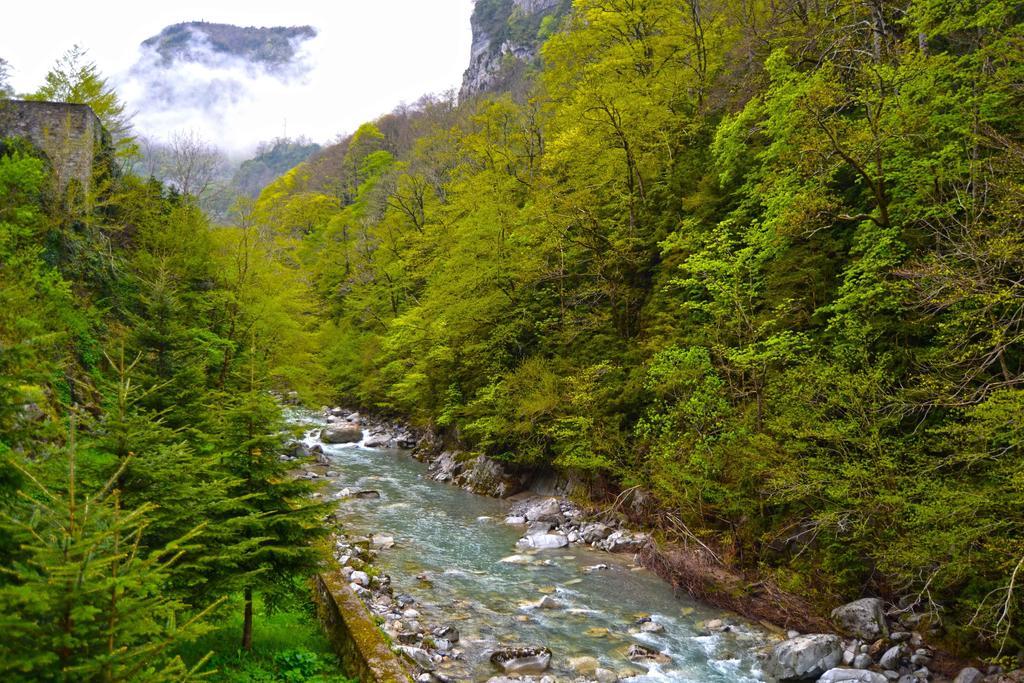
460;0;569;98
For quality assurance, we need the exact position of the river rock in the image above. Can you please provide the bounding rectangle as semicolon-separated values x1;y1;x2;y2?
879;645;903;671
536;595;560;609
569;656;599;675
594;668;618;683
953;668;984;683
320;424;362;444
372;535;395;549
517;532;569;550
524;498;563;523
764;634;843;681
640;620;664;633
601;530;650;553
284;440;310;460
831;598;888;641
489;646;552;675
626;644;670;664
354;490;382;499
817;669;889;683
853;654;873;669
364;431;392;448
350;570;370;586
580;523;614;544
432;624;460;642
505;516;527;525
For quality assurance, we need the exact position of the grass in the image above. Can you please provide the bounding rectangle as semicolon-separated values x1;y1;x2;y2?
175;591;356;683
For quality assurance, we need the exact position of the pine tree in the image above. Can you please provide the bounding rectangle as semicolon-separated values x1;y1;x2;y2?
0;425;219;681
210;339;327;650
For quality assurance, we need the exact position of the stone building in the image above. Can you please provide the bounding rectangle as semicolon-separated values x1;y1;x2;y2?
0;99;104;201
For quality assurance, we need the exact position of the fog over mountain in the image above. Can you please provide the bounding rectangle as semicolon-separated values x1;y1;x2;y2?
118;22;322;155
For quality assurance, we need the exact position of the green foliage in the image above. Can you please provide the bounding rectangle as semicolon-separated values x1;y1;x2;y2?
0;444;216;681
237;0;1024;654
0;59;335;677
5;0;1024;661
174;593;353;683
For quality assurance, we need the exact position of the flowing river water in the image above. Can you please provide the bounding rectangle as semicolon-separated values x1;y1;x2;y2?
296;413;774;682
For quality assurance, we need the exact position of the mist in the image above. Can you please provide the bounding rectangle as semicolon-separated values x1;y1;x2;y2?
1;1;474;158
116;14;472;156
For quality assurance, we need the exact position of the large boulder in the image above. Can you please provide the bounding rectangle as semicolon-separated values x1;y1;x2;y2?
817;669;888;683
831;598;888;640
517;532;569;550
283;440;310;460
489;646;552;675
363;430;394;448
764;634;843;681
601;530;651;553
953;668;984;683
524;497;562;522
580;522;614;544
320;423;362;444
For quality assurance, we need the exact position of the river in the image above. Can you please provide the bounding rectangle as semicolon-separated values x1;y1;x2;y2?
297;412;773;682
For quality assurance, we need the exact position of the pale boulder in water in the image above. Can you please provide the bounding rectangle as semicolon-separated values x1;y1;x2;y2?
320;423;362;444
517;531;569;550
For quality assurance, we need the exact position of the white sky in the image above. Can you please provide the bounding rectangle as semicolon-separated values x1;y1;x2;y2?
1;0;475;153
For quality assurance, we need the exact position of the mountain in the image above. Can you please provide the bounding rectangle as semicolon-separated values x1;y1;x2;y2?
141;22;317;73
461;0;571;98
120;21;320;153
232;137;322;198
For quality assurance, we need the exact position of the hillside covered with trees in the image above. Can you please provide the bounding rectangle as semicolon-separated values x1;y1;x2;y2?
1;0;1023;677
248;0;1024;656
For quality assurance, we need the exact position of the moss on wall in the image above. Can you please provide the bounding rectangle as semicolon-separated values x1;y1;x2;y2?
313;570;413;683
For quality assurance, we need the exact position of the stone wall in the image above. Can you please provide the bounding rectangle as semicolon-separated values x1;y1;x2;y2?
0;99;102;200
313;570;413;683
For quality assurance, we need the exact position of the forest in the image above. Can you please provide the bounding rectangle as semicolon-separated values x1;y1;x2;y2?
2;0;1024;678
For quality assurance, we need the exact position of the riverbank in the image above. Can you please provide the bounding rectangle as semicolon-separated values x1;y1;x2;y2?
295;407;1007;683
290;407;773;681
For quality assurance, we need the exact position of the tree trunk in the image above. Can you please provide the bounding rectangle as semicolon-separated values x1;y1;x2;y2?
242;586;253;651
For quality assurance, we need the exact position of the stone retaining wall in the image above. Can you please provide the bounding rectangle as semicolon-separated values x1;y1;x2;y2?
313;570;412;683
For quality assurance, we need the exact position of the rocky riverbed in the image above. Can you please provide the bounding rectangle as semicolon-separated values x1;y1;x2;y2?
286;408;1011;683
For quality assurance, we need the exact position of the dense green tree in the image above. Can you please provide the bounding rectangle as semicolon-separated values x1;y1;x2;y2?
0;437;216;681
210;369;326;650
